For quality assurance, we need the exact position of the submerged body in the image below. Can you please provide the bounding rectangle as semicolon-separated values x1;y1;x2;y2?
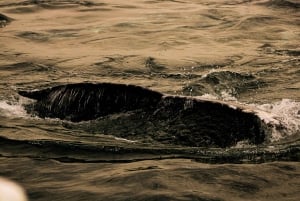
19;83;272;148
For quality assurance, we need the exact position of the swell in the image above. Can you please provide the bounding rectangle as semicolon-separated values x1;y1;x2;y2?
0;0;101;9
183;71;265;97
0;0;108;15
1;62;56;72
257;0;300;9
0;136;299;164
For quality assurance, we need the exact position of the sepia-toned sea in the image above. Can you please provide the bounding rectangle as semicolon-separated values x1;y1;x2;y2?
0;0;299;200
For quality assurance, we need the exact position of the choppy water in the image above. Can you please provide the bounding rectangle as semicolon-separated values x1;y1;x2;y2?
0;0;299;200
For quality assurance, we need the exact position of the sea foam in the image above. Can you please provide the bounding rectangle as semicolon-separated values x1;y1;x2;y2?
0;101;28;118
255;99;300;141
197;93;300;142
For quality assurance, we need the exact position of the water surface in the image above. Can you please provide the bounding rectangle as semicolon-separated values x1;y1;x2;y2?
0;0;299;200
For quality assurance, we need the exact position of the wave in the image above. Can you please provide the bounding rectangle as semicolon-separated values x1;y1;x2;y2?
1;62;56;73
258;0;300;9
254;99;300;141
0;134;299;164
0;101;28;118
183;70;265;97
0;0;99;9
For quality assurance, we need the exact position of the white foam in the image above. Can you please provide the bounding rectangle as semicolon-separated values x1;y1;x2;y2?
114;137;137;143
247;99;300;141
197;93;218;100
220;90;237;102
234;140;256;148
196;90;237;102
194;94;300;141
0;101;28;118
201;68;221;79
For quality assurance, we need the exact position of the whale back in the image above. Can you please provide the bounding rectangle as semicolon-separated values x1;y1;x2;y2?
154;96;267;146
19;83;163;121
18;82;273;147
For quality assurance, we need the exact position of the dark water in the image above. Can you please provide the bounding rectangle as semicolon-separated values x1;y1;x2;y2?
0;0;299;200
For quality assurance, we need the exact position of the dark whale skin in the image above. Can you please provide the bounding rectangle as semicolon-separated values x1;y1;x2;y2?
18;82;269;147
19;83;163;122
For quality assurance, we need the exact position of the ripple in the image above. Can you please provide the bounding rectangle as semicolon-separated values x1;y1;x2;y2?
258;0;300;9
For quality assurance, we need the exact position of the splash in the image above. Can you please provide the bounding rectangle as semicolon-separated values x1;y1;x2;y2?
196;93;300;142
220;90;238;102
0;101;28;118
197;93;218;100
197;90;237;102
256;99;300;141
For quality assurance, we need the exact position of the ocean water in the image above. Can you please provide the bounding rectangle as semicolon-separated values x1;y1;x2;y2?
0;0;299;200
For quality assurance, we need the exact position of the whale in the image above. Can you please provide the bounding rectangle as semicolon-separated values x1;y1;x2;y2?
19;83;163;122
18;82;273;147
